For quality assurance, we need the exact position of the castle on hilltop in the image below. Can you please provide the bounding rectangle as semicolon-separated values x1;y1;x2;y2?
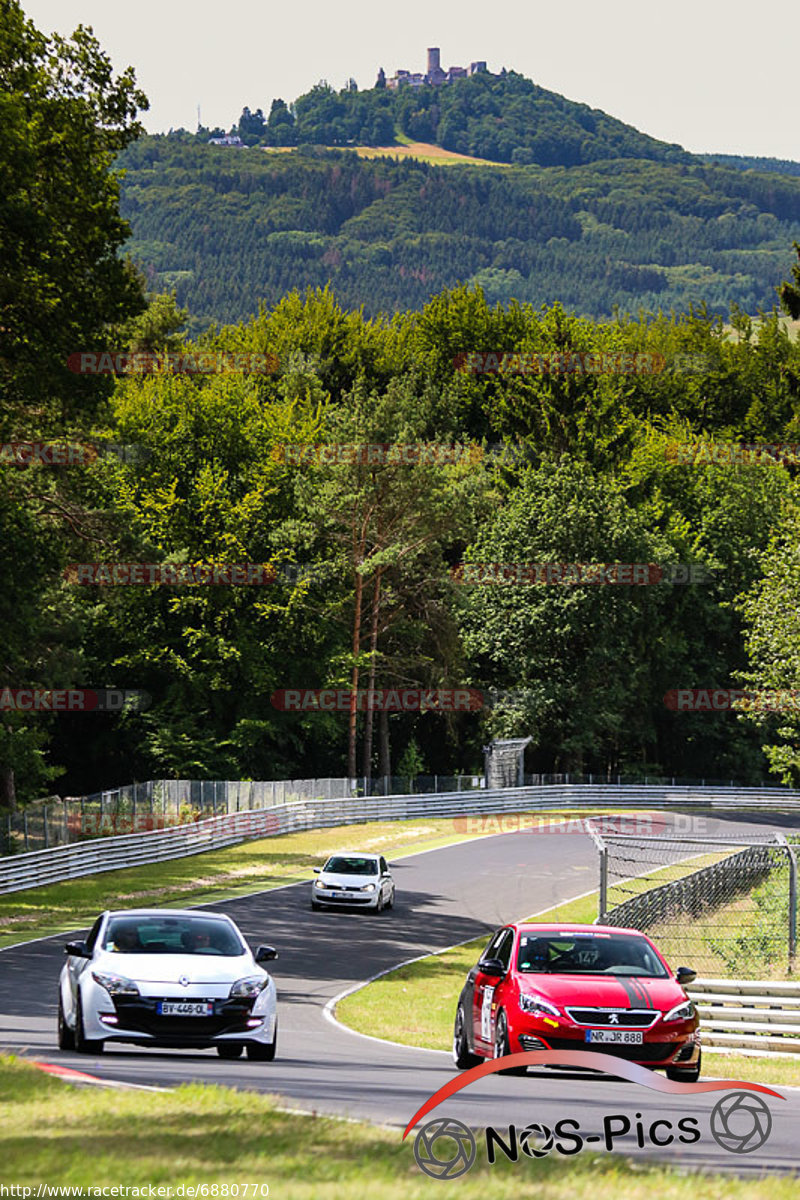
385;47;490;90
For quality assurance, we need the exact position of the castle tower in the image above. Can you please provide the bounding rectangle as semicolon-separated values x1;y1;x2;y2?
427;47;441;75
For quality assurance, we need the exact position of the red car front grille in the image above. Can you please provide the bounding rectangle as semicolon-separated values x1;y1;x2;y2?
564;1007;660;1028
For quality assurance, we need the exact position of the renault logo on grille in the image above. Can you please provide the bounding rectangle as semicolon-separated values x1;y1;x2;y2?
608;1012;619;1024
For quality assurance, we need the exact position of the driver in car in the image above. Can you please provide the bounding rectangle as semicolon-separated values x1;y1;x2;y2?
110;925;142;952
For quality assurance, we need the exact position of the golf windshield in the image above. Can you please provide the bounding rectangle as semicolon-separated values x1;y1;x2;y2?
323;857;378;875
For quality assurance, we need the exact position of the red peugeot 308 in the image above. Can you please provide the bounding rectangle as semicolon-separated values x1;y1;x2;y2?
453;922;701;1080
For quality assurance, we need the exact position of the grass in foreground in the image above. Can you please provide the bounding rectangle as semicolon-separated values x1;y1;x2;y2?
0;808;628;949
336;893;800;1088
0;1055;793;1196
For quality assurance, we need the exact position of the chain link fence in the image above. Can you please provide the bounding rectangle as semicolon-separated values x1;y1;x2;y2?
594;830;799;978
0;775;488;853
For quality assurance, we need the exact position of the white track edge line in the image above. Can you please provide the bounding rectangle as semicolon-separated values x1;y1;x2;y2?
322;887;599;1053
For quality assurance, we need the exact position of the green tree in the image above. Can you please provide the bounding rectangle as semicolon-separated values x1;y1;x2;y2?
290;375;486;778
778;242;800;319
738;503;800;783
0;0;147;806
0;0;147;438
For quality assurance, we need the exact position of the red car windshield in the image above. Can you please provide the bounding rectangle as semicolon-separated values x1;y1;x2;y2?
516;932;667;977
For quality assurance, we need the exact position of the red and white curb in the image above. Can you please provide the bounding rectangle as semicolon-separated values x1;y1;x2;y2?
33;1060;169;1091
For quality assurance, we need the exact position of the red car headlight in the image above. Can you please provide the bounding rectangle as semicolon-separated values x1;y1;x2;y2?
663;1000;695;1022
518;990;560;1018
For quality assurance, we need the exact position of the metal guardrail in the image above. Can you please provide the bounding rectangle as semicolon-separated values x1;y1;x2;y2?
689;979;800;1054
3;782;800;896
8;772;797;853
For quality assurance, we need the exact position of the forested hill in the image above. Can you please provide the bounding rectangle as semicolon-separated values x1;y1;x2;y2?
700;153;800;177
118;137;800;326
239;71;693;168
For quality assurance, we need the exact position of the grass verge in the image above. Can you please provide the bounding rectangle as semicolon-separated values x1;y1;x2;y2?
335;892;800;1088
0;1054;795;1196
0;808;628;949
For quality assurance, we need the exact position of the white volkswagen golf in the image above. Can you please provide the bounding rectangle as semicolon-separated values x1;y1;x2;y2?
311;851;395;911
57;908;278;1060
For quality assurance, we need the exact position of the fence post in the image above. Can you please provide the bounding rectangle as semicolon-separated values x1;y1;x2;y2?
586;824;607;921
23;807;28;852
43;803;49;849
778;834;797;970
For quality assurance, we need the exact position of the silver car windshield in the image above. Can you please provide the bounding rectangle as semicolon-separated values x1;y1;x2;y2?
104;916;246;956
323;857;378;875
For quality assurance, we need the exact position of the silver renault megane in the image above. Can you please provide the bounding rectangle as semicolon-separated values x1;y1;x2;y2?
57;908;278;1060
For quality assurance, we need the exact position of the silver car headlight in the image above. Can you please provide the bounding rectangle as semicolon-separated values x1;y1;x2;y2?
358;883;376;892
229;975;269;999
664;1000;695;1022
314;878;329;889
518;990;560;1018
92;971;140;997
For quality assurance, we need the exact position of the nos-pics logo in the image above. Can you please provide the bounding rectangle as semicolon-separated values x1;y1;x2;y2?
413;1119;476;1180
405;1051;783;1179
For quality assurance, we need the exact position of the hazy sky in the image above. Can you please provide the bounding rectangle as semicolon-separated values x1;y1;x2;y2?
21;0;800;159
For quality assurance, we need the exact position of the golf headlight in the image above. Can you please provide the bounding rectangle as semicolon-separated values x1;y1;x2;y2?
518;991;560;1018
92;971;140;997
314;878;328;888
664;1000;695;1022
230;975;269;999
359;883;376;892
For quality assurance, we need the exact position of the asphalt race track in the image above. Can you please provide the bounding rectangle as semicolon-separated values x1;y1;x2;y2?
1;811;799;1176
